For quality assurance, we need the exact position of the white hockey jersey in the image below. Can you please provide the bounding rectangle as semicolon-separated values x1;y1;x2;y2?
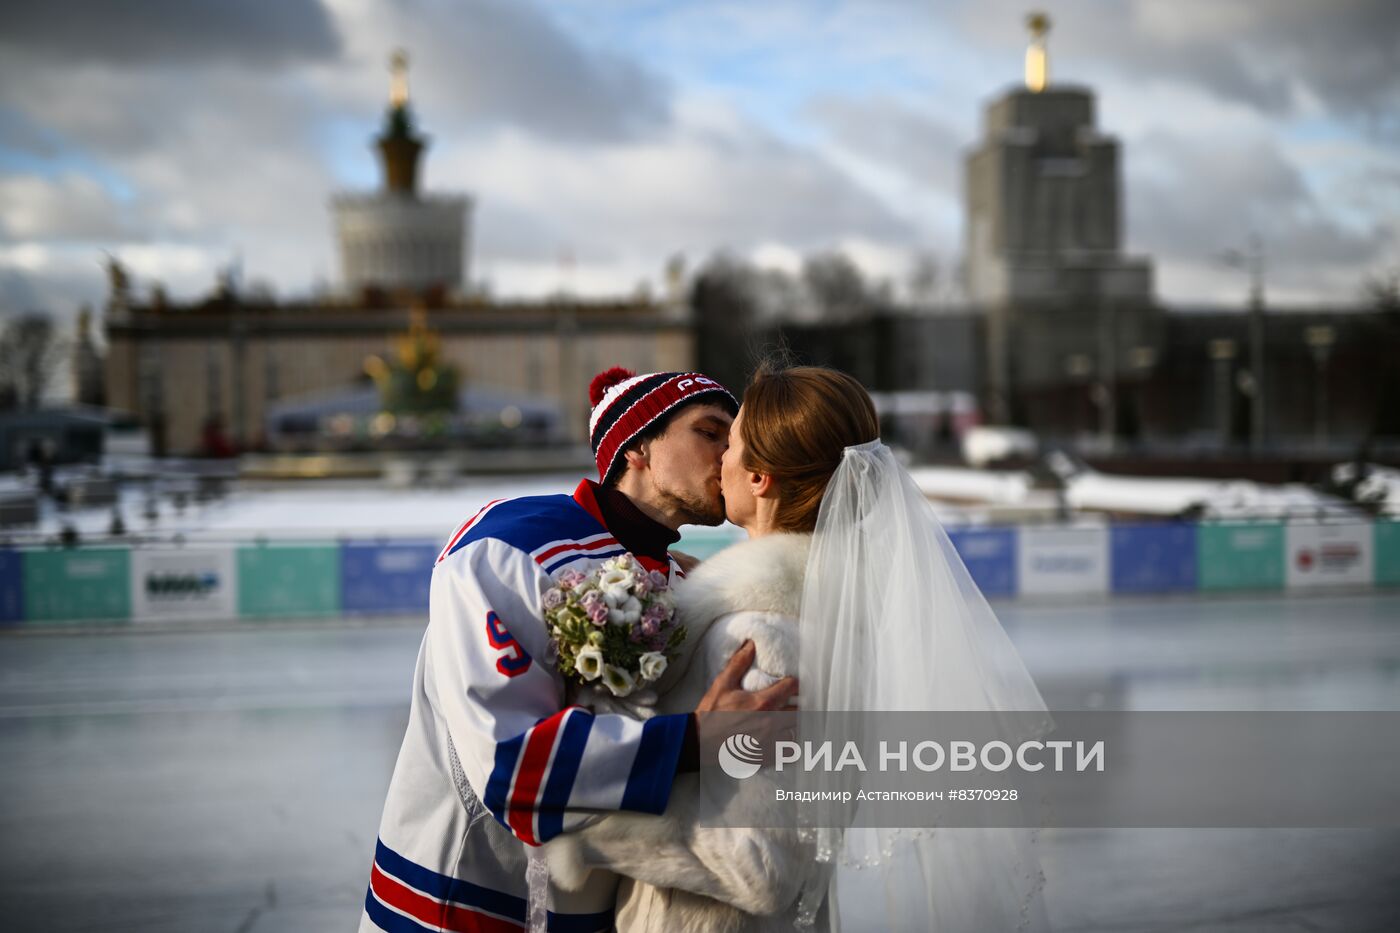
360;480;690;933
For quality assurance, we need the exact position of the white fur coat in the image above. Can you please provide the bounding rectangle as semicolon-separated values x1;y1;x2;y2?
546;532;828;932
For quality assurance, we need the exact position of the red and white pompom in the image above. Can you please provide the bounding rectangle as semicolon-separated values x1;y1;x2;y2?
589;366;636;407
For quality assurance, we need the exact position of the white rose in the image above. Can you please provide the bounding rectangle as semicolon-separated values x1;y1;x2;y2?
575;645;604;681
598;569;633;606
638;651;668;682
601;664;636;698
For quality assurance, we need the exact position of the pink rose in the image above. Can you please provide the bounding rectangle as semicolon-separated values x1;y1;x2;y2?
587;602;609;626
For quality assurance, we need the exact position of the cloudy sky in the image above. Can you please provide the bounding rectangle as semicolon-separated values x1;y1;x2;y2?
1;0;1397;326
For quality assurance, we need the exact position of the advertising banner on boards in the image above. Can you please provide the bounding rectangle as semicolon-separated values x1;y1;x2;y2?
1197;523;1285;591
1285;522;1373;589
131;548;237;621
947;527;1018;597
1110;524;1197;594
22;549;131;622
341;541;437;615
1017;526;1109;597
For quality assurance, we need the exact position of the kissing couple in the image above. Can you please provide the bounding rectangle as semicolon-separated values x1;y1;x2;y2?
361;363;1049;932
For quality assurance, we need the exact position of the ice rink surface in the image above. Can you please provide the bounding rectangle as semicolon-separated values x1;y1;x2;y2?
2;592;1398;931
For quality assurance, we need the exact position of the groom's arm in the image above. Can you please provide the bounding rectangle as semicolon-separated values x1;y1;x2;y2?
428;538;692;845
547;782;808;917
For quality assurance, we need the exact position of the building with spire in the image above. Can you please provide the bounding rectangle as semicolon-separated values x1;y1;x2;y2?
749;12;1396;462
966;12;1158;433
332;52;471;299
101;53;691;458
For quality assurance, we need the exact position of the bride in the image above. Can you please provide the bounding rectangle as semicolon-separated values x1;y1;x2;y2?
546;365;1050;931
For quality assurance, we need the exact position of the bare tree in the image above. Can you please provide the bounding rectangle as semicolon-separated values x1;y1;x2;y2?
1364;267;1399;314
801;251;870;322
907;252;941;305
0;313;65;411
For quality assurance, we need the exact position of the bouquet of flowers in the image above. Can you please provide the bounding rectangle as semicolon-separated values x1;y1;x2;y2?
543;554;685;699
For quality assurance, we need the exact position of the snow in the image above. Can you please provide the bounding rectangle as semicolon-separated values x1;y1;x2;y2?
908;466;1033;504
1332;462;1400;516
1064;472;1362;519
3;458;1382;549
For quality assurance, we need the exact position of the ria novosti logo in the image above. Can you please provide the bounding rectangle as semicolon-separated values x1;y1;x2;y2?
718;733;764;779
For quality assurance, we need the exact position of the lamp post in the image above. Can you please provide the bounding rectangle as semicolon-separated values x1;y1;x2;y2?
1127;345;1156;446
1221;236;1266;451
1065;352;1092;441
1208;338;1237;448
1096;291;1117;452
1303;324;1335;448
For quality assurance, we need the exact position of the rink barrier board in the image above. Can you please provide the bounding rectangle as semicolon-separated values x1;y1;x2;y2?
1375;520;1400;587
0;548;21;623
1017;525;1110;597
21;548;132;623
946;527;1017;597
236;543;342;618
1;520;1398;624
1109;523;1198;594
340;540;438;615
1196;522;1286;592
130;547;238;622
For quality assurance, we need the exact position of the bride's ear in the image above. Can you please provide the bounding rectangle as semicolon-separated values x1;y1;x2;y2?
750;470;775;498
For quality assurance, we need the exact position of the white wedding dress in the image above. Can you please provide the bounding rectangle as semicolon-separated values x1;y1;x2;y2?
548;441;1050;932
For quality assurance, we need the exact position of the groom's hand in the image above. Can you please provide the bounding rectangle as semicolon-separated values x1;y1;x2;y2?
694;640;799;713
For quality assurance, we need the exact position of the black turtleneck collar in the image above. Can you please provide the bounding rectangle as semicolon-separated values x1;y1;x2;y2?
577;479;681;563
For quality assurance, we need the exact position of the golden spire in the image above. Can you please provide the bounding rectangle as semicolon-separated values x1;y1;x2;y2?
389;49;410;108
1025;12;1050;93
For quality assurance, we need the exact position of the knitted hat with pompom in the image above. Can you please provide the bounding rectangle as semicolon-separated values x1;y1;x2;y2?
587;367;738;484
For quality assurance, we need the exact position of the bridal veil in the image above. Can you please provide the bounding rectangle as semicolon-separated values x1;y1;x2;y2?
795;440;1052;931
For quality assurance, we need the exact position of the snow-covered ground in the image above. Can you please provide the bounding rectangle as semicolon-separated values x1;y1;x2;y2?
15;473;578;543
1333;462;1400;516
911;462;1364;521
1065;472;1363;519
1;457;1382;548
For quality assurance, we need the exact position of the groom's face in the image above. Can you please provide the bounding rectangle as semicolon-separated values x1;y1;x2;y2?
640;402;733;526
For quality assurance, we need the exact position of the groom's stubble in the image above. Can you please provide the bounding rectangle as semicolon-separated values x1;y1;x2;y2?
650;470;726;527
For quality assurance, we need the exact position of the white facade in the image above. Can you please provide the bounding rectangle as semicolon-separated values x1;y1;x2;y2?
332;191;471;294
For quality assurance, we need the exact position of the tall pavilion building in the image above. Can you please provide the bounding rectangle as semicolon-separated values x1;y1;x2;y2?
102;52;691;457
965;13;1159;431
331;52;471;299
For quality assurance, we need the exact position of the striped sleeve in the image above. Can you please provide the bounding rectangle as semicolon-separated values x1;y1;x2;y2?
428;538;689;846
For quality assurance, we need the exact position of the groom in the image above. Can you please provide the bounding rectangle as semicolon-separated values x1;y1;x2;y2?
361;367;799;933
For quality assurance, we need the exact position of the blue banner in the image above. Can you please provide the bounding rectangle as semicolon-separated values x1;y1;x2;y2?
1111;523;1198;594
340;541;438;615
0;549;21;623
948;527;1018;597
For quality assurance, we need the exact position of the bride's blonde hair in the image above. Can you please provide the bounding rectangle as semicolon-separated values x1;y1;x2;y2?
739;364;879;533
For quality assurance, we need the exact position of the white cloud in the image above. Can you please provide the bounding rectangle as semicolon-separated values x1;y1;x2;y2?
0;174;134;241
0;0;1395;317
432;95;912;294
